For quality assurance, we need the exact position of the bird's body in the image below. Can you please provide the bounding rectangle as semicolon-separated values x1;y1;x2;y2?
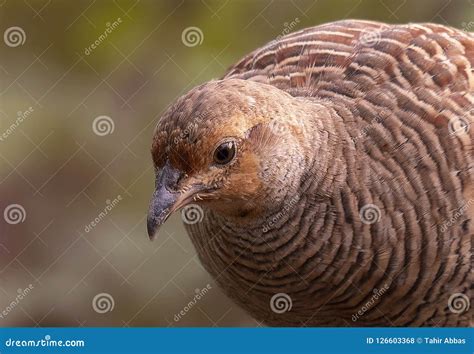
148;20;473;326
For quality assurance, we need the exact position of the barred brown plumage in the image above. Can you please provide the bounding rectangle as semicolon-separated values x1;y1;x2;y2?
147;20;473;326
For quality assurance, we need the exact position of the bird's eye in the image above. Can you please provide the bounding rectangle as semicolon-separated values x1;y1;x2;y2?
213;140;236;165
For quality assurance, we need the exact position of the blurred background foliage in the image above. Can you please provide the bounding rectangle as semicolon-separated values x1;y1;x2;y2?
0;0;472;327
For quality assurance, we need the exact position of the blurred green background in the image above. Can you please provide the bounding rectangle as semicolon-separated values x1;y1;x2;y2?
0;0;472;327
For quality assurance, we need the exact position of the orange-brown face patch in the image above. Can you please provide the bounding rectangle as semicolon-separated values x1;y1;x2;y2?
152;108;270;176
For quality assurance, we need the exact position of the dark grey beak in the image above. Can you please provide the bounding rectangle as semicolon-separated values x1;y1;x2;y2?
147;162;183;240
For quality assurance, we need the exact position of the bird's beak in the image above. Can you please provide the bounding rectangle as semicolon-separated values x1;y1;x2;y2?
147;162;187;240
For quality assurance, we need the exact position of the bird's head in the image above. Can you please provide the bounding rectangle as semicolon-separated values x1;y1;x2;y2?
147;78;326;239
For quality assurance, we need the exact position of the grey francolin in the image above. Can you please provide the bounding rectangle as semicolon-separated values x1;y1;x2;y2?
147;20;473;326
